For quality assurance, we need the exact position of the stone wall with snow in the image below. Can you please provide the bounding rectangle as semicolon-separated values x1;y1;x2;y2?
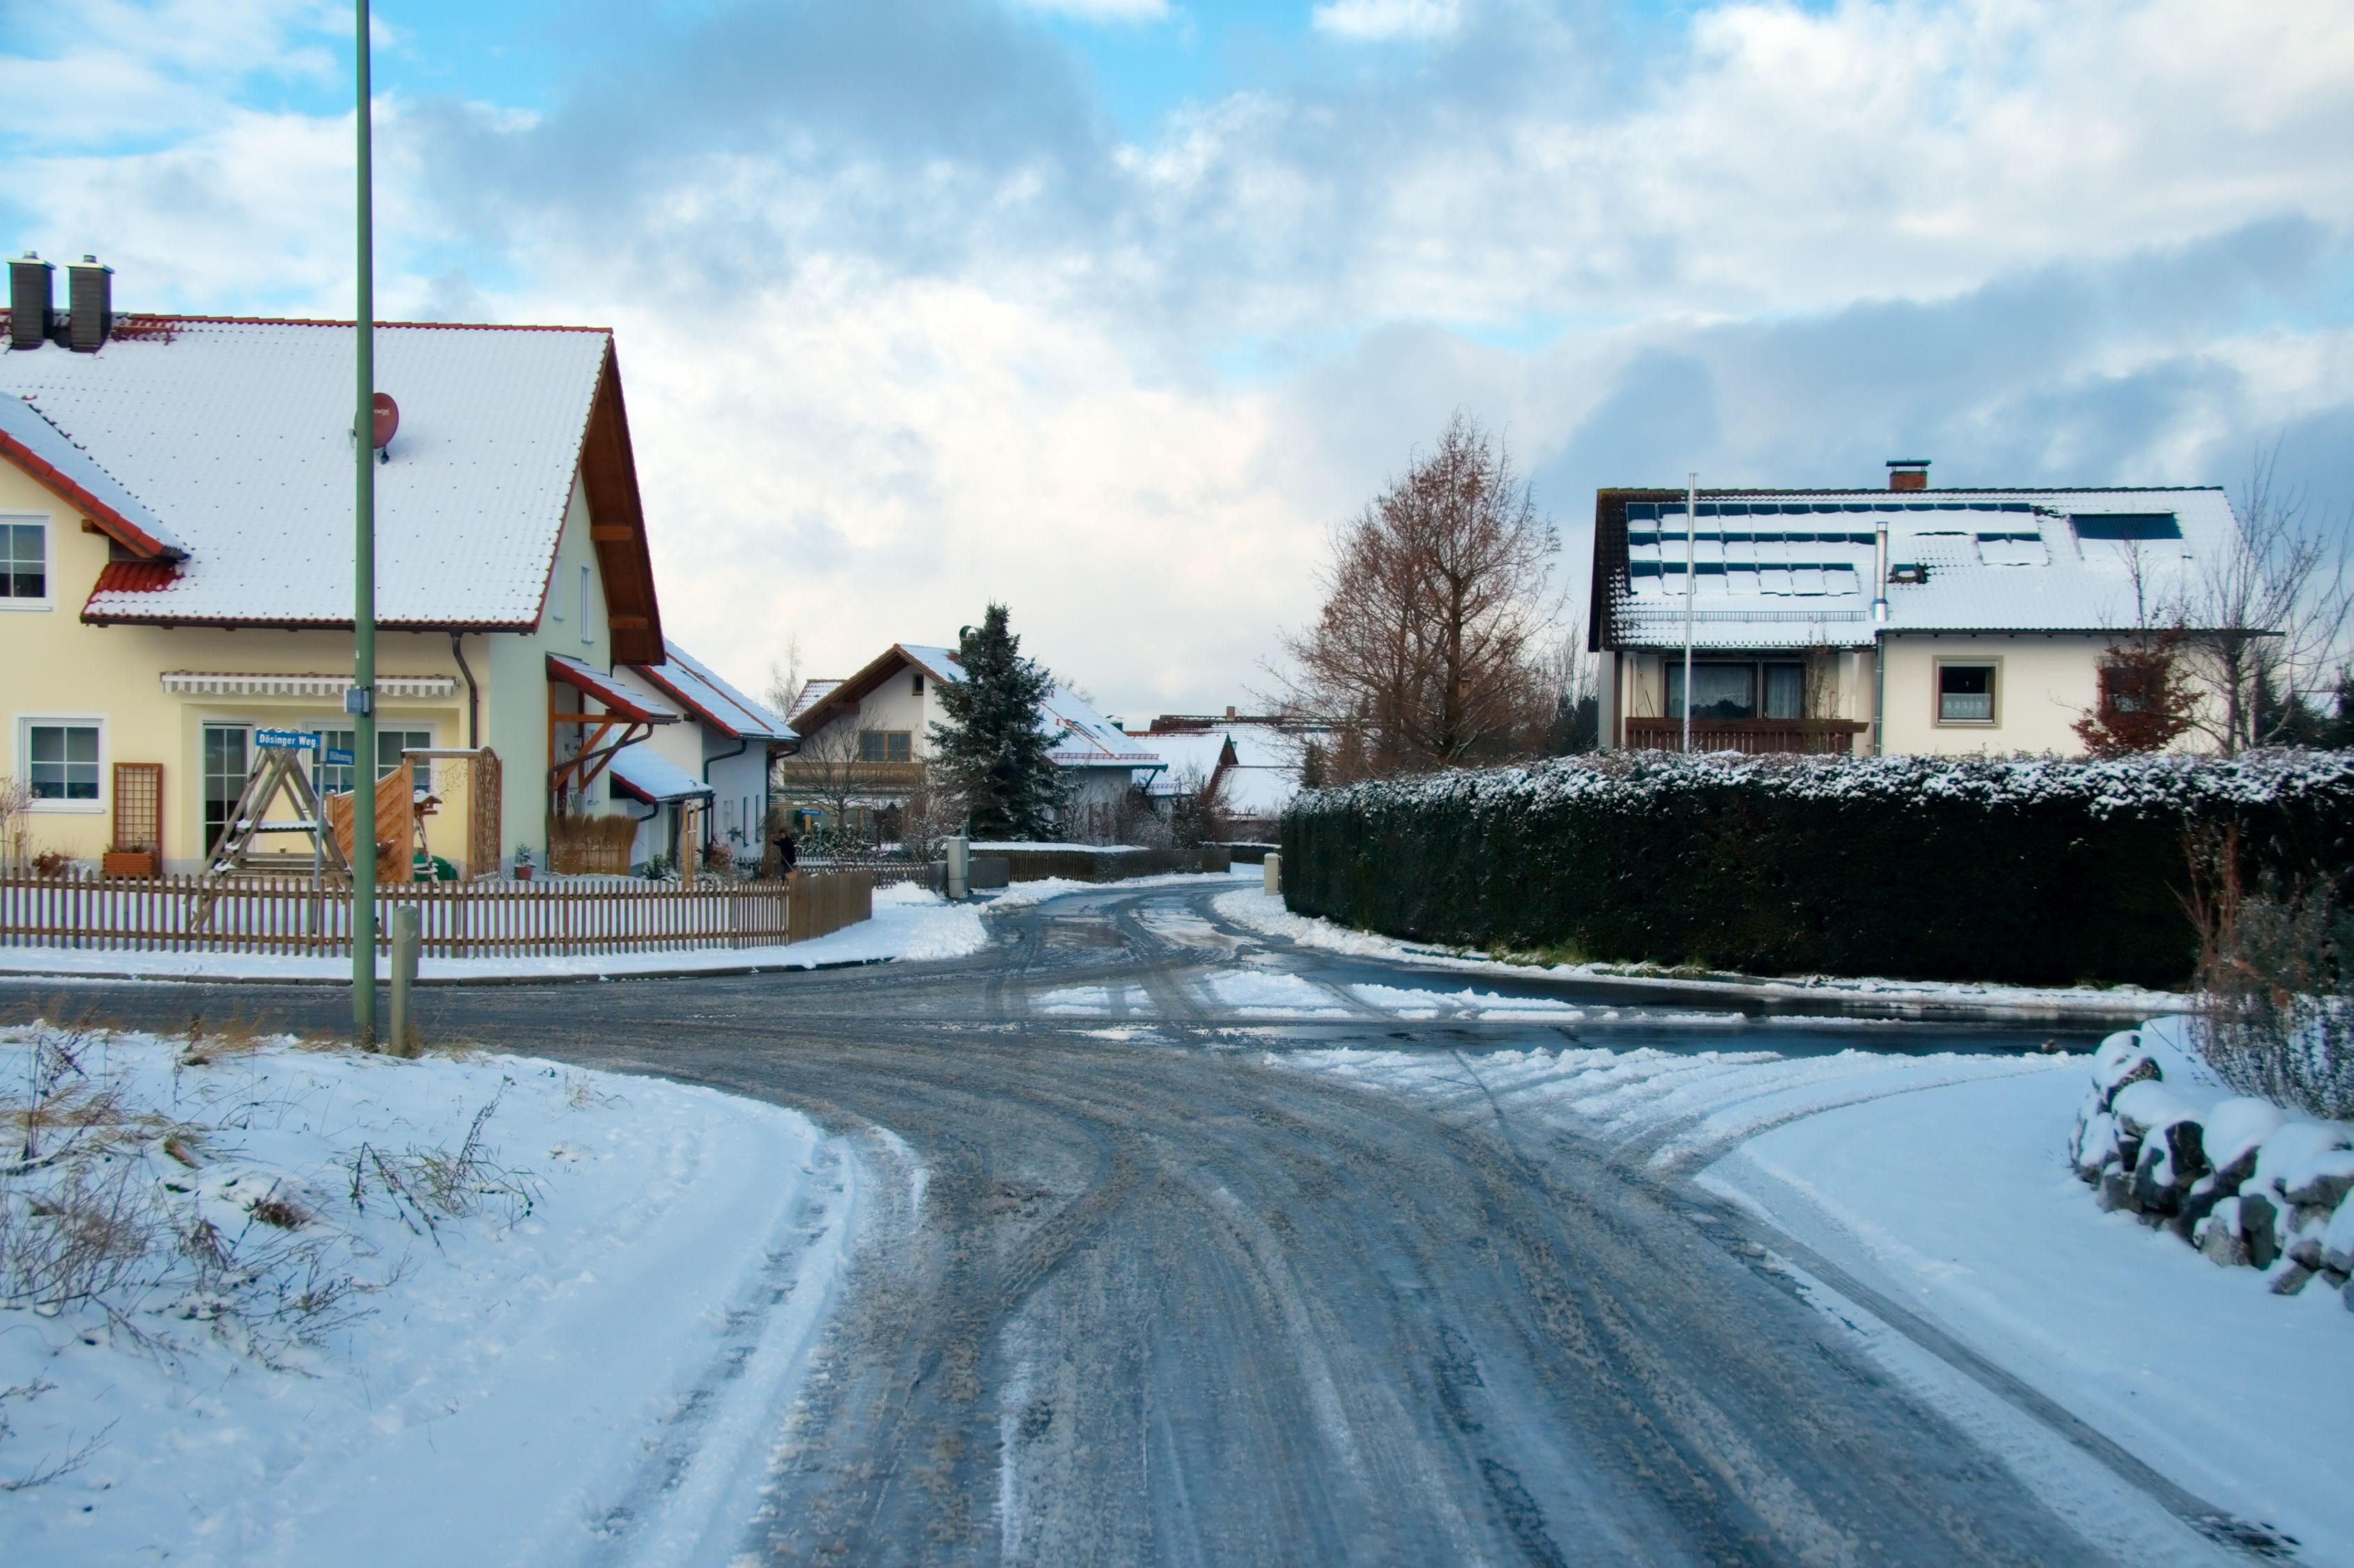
2070;1017;2354;1304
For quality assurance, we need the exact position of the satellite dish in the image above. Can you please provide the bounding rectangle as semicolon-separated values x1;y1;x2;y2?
372;392;399;449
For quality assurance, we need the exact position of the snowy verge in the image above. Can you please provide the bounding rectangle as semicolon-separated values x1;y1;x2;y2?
1216;886;2191;1021
1275;1032;2351;1559
0;881;988;984
0;1024;863;1567
1706;1059;2353;1561
982;867;1255;911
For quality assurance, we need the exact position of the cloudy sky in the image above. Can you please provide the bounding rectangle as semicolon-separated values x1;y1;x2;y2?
5;0;2350;719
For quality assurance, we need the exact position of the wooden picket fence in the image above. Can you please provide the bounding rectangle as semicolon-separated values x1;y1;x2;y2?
0;870;872;959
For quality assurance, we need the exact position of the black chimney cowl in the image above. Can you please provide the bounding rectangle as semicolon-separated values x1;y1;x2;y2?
8;252;53;350
66;254;113;353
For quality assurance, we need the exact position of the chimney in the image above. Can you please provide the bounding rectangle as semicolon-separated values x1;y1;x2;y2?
1224;705;1237;721
65;254;113;352
8;252;53;349
1887;458;1929;492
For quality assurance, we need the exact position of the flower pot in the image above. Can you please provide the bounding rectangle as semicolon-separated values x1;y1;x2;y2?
513;863;534;882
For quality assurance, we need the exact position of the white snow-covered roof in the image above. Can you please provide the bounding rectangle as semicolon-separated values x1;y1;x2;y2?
634;639;792;741
1136;724;1306;815
0;391;181;554
898;644;1162;769
1600;488;2242;650
787;678;840;719
607;742;710;804
0;318;614;627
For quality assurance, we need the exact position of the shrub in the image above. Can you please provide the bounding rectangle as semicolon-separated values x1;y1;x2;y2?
1279;749;2354;989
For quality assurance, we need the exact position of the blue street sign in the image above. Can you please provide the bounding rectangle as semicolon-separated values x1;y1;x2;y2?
256;728;321;751
323;747;356;767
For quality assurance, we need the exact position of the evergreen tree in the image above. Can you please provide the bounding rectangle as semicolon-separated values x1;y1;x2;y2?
929;604;1063;840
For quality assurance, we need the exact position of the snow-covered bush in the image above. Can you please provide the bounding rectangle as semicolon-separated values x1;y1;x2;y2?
1280;749;2354;988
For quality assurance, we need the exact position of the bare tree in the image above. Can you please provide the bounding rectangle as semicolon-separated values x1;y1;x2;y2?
764;633;805;724
2179;445;2353;753
1535;637;1599;754
1281;413;1560;778
778;723;876;858
0;775;31;872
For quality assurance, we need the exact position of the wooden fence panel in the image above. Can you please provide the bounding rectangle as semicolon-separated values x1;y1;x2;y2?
0;871;871;960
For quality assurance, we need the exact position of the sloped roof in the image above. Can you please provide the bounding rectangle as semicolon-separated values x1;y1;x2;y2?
1591;487;2244;651
899;644;1161;769
0;318;662;657
548;653;680;723
0;392;181;556
1136;724;1305;815
787;678;840;719
607;742;710;804
632;639;792;742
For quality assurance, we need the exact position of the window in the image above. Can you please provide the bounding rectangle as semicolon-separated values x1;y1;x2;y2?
24;721;100;805
911;673;925;696
859;730;913;764
1;518;47;604
316;726;434;795
1937;662;1998;724
1663;661;1809;722
203;724;248;849
579;566;593;644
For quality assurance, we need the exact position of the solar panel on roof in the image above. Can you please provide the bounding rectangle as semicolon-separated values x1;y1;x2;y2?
2071;512;2181;541
1626;503;1658;520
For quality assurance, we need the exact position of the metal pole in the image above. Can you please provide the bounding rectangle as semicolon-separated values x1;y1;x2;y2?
351;0;378;1044
1681;472;1697;753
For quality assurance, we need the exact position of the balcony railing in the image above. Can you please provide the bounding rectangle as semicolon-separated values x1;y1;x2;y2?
774;760;929;792
1623;717;1868;755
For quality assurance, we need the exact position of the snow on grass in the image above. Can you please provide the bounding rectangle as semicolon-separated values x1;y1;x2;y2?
0;879;988;984
1217;886;2191;1020
0;1023;860;1565
1709;1068;2354;1562
982;868;1245;911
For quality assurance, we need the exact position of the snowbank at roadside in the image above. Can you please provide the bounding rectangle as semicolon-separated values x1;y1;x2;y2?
1217;886;2191;1021
0;880;988;984
0;1024;861;1566
982;867;1253;911
1281;1030;2354;1558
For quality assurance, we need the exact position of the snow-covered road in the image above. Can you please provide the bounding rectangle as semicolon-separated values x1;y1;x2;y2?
5;871;2331;1565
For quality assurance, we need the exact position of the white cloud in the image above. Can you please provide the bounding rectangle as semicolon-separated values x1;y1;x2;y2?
1311;0;1461;42
8;0;2354;714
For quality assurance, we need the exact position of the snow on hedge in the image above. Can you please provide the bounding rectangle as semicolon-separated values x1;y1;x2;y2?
1290;746;2354;819
0;1024;860;1565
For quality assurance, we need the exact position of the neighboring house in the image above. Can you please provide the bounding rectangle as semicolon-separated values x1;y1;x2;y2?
1587;461;2241;756
1132;709;1319;841
780;643;1161;842
1;254;669;874
606;639;794;871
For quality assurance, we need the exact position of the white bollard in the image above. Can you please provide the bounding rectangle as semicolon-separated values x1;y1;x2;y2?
387;904;422;1055
1263;852;1281;895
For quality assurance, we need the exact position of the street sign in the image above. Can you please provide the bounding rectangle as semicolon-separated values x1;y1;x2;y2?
323;747;356;767
256;728;321;751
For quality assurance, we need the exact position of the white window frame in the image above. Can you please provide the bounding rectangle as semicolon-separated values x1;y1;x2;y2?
17;713;106;813
0;512;55;612
579;564;593;645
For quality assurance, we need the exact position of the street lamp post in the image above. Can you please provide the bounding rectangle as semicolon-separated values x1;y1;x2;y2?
351;0;378;1043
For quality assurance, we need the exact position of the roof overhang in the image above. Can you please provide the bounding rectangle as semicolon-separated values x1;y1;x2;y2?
548;653;680;722
0;415;180;560
568;341;664;666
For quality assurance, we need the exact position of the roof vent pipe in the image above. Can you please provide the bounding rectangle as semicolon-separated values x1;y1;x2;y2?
65;255;113;352
1887;458;1929;492
9;252;54;349
1873;522;1889;623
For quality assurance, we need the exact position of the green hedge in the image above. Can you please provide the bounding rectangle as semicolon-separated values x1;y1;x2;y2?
1278;752;2354;989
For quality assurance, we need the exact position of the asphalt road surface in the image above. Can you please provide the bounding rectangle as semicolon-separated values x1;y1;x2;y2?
4;880;2244;1567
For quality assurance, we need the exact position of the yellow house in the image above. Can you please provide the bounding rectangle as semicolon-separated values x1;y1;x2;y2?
1;255;671;875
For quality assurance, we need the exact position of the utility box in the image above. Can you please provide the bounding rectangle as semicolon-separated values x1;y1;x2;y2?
1263;852;1281;895
945;836;970;900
